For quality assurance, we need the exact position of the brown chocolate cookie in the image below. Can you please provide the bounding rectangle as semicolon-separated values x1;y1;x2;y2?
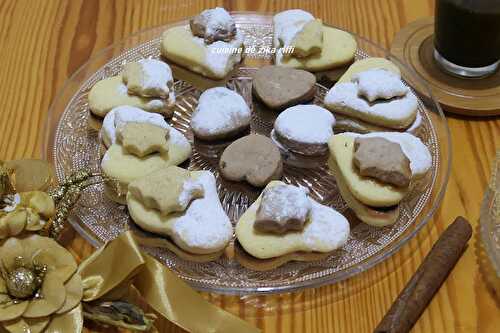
219;134;283;187
253;66;316;110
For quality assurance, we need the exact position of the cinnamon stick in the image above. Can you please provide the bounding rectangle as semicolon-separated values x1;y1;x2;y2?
374;216;472;333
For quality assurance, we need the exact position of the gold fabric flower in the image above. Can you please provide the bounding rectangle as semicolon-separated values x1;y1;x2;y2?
0;235;83;332
0;192;55;239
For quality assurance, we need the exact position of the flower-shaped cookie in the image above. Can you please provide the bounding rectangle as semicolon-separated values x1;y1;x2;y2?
0;235;82;332
0;192;55;239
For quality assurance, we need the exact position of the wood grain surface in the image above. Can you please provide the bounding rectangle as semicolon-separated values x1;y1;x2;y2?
0;1;498;332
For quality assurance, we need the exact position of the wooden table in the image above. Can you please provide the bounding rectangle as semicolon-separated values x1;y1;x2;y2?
0;1;498;332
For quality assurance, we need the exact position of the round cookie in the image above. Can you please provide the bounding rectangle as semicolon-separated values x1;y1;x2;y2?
191;87;251;141
219;134;283;187
272;104;335;156
253;65;316;110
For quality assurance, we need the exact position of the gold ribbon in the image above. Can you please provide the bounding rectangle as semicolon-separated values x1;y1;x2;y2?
77;231;259;333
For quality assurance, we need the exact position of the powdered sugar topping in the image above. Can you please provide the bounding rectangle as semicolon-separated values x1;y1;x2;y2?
352;68;408;102
191;87;250;136
273;9;314;48
171;171;232;250
274;104;335;144
258;184;311;225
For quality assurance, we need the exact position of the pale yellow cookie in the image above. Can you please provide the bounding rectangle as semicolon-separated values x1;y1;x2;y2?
328;133;407;207
101;131;191;203
88;75;174;118
235;181;350;260
122;59;174;99
328;154;400;227
161;25;244;80
128;167;204;215
336;57;401;83
117;123;169;158
127;170;232;255
287;19;323;58
275;26;357;72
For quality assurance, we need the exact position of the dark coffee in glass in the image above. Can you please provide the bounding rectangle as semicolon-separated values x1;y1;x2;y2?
434;0;500;78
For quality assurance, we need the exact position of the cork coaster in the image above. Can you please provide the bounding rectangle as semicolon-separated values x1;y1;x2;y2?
391;17;500;117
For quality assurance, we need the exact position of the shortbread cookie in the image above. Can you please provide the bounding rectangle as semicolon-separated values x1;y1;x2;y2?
101;106;172;148
328;154;400;227
352;69;408;102
334;112;423;136
128;167;204;216
275;26;357;72
273;9;315;52
219;134;282;187
324;80;418;129
127;169;232;255
161;25;244;80
328;133;408;207
252;66;316;110
189;7;236;43
191;87;251;141
337;57;401;83
116;123;169;158
357;132;432;178
122;59;174;99
254;184;311;234
235;181;350;261
88;75;174;118
288;19;324;58
353;137;412;188
100;109;191;203
272;105;335;156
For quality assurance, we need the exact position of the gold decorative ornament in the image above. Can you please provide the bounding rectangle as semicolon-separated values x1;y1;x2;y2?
0;234;83;332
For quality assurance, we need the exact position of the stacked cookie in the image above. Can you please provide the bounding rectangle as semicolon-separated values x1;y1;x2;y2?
324;58;422;135
161;8;244;80
89;59;176;118
273;9;357;72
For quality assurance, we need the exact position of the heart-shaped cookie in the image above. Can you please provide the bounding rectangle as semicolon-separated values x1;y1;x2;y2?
253;66;316;110
219;134;282;187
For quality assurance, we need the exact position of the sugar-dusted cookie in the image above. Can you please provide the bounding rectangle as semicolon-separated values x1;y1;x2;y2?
127;168;232;256
101;106;170;148
328;133;408;207
252;66;316;110
254;184;311;234
219;134;283;187
288;19;324;58
353;137;412;188
273;9;314;53
88;75;174;118
122;59;174;99
275;26;357;72
161;25;244;80
189;7;236;43
327;132;431;226
353;69;408;102
272;105;335;156
191;87;251;141
358;132;431;178
128;167;204;216
116;122;169;158
235;181;349;268
324;79;418;129
329;153;401;227
337;57;401;84
100;107;191;204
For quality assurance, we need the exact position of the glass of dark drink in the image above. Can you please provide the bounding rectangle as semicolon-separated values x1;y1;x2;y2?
434;0;500;78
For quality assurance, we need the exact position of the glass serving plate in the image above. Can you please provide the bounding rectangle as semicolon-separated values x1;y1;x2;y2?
43;12;451;295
